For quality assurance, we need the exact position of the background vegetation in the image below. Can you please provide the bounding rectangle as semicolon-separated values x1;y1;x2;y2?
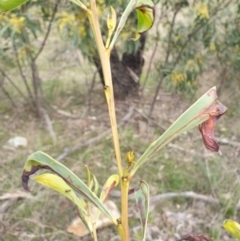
0;0;240;240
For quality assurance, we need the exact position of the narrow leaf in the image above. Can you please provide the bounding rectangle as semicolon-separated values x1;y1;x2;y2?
21;151;117;226
0;0;28;11
134;180;149;241
91;174;99;195
130;87;225;178
85;165;99;195
223;219;240;240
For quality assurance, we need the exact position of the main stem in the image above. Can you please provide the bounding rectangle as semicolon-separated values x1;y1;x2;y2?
87;1;129;240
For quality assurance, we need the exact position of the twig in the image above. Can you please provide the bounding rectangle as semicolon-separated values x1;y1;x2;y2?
167;143;214;157
150;191;219;205
149;6;180;116
218;138;240;148
56;106;135;161
51;105;79;118
110;190;219;205
134;108;167;131
141;7;164;92
12;38;34;106
0;79;17;108
41;108;57;144
33;0;59;61
0;68;28;102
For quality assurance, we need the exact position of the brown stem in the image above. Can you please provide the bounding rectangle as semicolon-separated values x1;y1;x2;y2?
33;0;59;61
149;6;180;116
12;38;35;106
0;78;17;108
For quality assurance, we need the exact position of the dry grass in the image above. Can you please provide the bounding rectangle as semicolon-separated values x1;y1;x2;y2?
0;79;240;241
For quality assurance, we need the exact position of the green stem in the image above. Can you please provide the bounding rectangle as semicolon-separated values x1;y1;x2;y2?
87;1;123;178
121;178;130;241
87;1;130;240
92;221;98;241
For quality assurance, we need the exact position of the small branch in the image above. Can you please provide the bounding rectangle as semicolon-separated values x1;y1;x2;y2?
110;190;219;205
148;6;180;116
150;191;219;205
33;0;59;62
218;138;240;148
0;85;17;108
12;38;34;106
41;108;57;144
141;7;163;92
0;67;28;103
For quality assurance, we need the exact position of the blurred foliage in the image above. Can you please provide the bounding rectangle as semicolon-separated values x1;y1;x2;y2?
1;0;240;103
151;0;240;96
56;0;142;58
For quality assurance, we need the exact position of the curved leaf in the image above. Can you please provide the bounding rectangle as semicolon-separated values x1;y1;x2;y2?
129;87;226;178
109;0;154;49
223;219;240;240
199;100;227;154
0;0;28;11
21;151;117;226
34;173;93;233
34;173;84;208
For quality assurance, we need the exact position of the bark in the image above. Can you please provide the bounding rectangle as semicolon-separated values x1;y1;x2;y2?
94;34;146;99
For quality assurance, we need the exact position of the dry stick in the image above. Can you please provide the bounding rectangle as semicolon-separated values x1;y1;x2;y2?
29;1;59;115
33;0;59;62
110;190;219;205
0;76;16;107
0;68;28;103
41;108;57;144
56;106;135;162
12;38;34;107
149;6;180;117
149;0;233;117
0;85;17;108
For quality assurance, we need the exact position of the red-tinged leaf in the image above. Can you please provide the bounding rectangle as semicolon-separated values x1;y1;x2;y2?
21;151;118;225
178;233;214;241
199;100;227;154
22;166;40;192
100;174;119;203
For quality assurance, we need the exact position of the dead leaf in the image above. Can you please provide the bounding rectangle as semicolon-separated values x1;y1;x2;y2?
199;100;227;154
178;233;214;241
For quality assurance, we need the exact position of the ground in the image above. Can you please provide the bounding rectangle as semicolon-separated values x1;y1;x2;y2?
0;78;240;241
1;25;240;241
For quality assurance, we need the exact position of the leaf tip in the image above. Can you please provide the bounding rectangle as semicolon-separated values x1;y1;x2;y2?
21;166;40;192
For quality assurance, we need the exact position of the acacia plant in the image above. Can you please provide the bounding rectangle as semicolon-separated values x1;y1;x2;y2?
0;0;59;116
1;0;228;240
